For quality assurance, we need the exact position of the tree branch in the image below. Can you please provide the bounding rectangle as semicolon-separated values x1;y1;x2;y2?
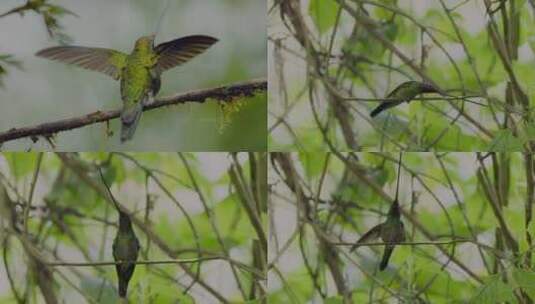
0;79;267;144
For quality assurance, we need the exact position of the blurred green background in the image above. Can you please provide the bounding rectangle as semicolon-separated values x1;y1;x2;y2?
0;0;266;151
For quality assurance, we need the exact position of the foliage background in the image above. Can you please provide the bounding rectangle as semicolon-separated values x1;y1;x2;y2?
0;152;266;303
268;152;535;303
268;0;535;151
0;0;266;151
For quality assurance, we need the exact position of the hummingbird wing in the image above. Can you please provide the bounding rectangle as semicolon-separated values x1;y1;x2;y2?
154;35;218;74
36;46;127;80
350;223;382;252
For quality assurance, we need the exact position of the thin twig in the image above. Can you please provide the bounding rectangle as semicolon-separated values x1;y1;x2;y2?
23;153;43;234
334;239;474;247
44;256;260;275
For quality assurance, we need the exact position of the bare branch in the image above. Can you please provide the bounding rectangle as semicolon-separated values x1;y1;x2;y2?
0;79;267;144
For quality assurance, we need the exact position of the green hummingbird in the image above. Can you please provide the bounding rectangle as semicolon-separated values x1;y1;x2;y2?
350;199;405;270
350;153;406;271
100;169;140;298
370;81;439;117
113;205;140;298
36;34;218;142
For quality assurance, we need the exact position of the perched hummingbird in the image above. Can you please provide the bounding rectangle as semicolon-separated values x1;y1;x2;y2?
36;34;218;142
350;154;407;270
113;207;140;298
350;199;405;270
370;81;439;117
99;169;140;298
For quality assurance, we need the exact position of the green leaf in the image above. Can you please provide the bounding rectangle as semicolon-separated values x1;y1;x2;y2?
79;276;117;304
299;152;327;179
513;268;535;299
0;297;18;304
4;153;38;180
487;129;523;152
470;275;515;303
137;266;196;303
366;114;410;144
372;0;397;20
268;269;315;303
325;296;344;304
309;0;339;34
158;192;253;251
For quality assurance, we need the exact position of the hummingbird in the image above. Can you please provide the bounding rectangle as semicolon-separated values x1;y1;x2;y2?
350;199;405;270
350;154;406;271
113;205;140;298
99;170;140;298
36;34;218;142
370;81;439;117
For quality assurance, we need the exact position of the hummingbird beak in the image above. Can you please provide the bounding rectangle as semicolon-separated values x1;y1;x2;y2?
148;34;156;46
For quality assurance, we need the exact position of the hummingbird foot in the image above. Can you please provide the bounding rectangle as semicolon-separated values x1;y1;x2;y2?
144;93;156;106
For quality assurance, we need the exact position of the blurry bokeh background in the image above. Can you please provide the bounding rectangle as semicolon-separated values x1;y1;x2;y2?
0;0;266;151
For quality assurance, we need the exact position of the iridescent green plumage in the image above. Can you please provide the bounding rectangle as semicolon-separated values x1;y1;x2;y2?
113;209;140;298
370;81;439;117
36;34;218;142
350;199;405;271
119;36;158;142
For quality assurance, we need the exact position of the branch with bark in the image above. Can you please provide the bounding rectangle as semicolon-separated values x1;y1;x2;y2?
0;79;266;145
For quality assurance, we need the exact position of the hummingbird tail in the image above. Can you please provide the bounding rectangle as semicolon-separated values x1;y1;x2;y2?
118;279;128;298
370;103;393;117
120;102;144;142
379;245;394;271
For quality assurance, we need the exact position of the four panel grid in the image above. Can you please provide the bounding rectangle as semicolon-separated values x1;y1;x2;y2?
0;1;533;303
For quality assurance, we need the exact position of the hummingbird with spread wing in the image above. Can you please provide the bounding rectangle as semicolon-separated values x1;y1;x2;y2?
36;34;218;142
350;154;406;271
100;170;140;299
370;81;439;117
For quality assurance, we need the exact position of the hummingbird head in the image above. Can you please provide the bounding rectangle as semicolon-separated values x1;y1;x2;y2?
134;35;156;52
388;199;401;218
118;212;133;232
420;82;439;93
